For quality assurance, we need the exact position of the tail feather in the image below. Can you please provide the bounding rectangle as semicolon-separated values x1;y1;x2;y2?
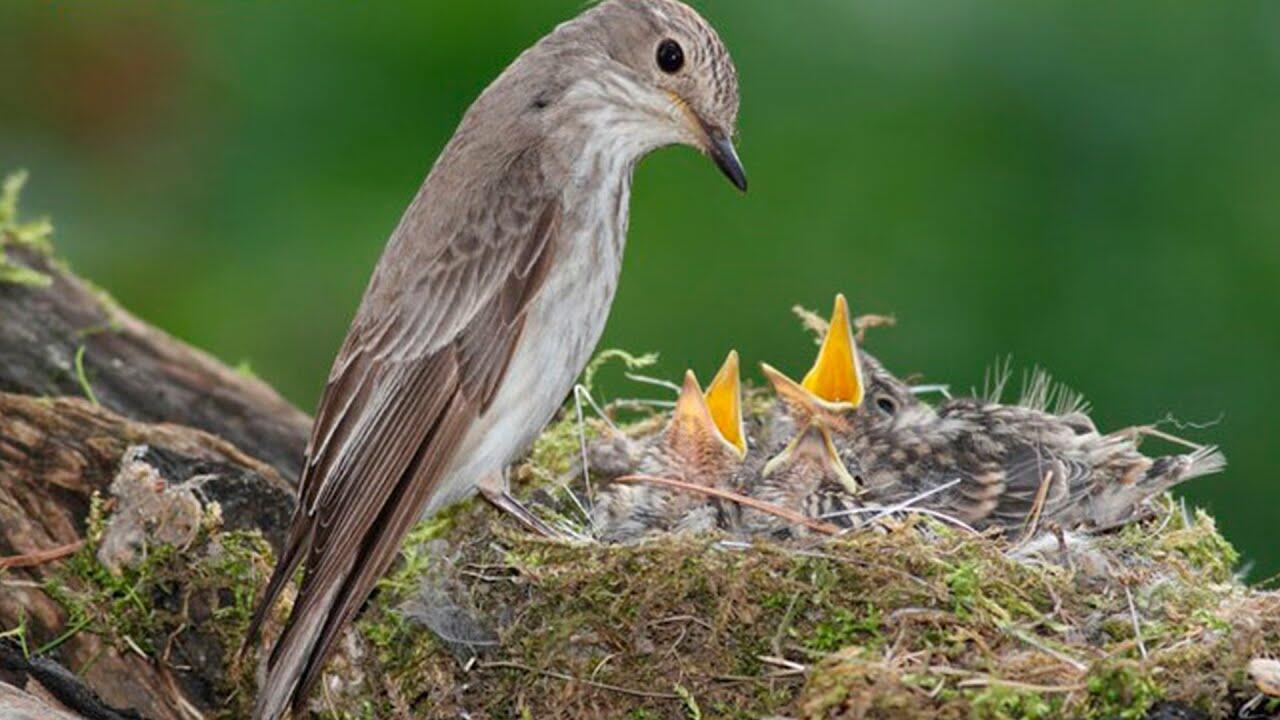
1089;447;1225;531
253;580;345;720
1145;445;1227;492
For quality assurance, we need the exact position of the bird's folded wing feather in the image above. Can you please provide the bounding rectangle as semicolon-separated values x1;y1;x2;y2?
936;442;1087;528
246;149;561;713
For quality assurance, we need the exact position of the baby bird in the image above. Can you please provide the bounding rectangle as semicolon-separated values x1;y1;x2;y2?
740;421;861;539
592;352;746;542
764;295;1226;535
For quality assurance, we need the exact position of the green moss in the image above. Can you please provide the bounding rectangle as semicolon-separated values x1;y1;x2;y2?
945;560;983;619
0;170;55;287
1157;509;1240;582
39;493;274;718
806;605;882;653
1083;663;1161;720
969;683;1060;720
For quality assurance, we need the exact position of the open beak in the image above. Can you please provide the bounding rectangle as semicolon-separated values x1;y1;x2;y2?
802;294;865;407
762;421;861;495
760;294;866;428
667;370;743;461
704;351;746;457
761;362;855;431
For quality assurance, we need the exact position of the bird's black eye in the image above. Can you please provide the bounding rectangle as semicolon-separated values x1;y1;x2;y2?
875;396;898;416
656;39;685;74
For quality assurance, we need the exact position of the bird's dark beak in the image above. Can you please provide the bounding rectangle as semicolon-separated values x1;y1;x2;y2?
706;129;748;193
674;95;747;192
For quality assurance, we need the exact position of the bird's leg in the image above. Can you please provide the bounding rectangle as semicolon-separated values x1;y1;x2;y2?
478;470;560;538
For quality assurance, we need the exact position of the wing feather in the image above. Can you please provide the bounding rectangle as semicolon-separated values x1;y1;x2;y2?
246;147;563;718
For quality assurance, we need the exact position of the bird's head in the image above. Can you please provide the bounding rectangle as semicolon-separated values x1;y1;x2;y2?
664;352;747;464
546;0;746;190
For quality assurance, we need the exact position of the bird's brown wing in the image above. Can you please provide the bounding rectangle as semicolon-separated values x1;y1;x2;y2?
918;439;1086;531
246;151;561;717
979;442;1088;528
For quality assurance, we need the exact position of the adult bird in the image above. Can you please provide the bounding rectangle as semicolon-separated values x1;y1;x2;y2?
243;1;745;716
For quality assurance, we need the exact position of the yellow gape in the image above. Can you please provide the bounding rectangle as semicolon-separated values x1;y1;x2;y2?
801;294;865;407
705;351;746;457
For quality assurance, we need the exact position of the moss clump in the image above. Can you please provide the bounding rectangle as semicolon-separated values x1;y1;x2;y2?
42;492;275;719
0;170;55;287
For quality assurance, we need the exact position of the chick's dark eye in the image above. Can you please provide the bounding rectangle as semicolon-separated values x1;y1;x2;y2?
656;39;685;73
876;396;898;416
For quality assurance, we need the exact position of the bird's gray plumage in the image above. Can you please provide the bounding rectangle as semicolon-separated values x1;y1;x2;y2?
244;2;743;717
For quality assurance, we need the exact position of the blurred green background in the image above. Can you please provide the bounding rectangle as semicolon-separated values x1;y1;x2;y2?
2;1;1276;576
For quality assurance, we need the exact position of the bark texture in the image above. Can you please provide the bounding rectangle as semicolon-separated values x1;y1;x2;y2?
0;245;310;482
0;394;295;719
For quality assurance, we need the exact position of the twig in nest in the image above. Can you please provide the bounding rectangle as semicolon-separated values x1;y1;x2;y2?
0;540;85;569
614;475;841;535
999;623;1088;672
927;665;1085;693
855;314;898;342
1015;470;1055;546
1123;585;1148;660
477;660;680;699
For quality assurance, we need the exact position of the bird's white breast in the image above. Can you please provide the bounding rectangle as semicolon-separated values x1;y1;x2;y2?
424;161;631;515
